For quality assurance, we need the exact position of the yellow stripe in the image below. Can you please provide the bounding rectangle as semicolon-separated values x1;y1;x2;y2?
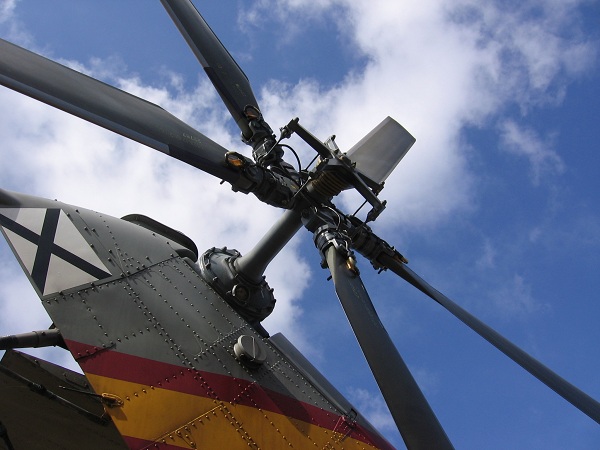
87;373;381;449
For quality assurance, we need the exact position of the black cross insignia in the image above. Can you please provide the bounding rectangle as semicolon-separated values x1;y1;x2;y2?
0;209;111;293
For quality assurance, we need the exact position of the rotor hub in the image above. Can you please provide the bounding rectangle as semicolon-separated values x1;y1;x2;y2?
198;247;276;329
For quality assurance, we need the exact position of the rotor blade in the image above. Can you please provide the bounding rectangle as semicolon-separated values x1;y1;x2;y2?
379;253;600;425
0;38;239;184
161;0;259;139
346;116;416;185
325;246;454;450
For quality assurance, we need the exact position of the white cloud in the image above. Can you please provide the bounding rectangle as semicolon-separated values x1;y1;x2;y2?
476;238;497;270
499;120;565;185
0;0;34;47
0;0;16;23
490;273;549;318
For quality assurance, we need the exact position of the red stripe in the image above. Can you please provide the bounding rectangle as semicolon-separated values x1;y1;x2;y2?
66;340;393;449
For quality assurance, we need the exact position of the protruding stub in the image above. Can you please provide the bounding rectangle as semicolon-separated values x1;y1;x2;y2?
346;256;360;276
232;284;250;304
100;393;124;408
234;335;266;369
225;151;247;168
0;328;64;350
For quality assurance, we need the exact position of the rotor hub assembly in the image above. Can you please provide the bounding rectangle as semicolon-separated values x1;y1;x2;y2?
198;247;276;328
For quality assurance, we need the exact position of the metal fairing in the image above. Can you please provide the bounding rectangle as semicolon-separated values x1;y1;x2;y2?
0;189;393;450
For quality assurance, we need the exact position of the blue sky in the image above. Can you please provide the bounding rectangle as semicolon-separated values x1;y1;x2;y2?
1;1;599;449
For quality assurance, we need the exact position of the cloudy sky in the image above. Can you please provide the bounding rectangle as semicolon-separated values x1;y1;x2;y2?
1;0;599;448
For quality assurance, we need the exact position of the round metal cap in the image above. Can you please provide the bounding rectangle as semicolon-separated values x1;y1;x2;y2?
233;335;266;368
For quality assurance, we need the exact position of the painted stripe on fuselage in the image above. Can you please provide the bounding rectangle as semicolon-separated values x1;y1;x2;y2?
88;373;381;449
67;340;393;449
